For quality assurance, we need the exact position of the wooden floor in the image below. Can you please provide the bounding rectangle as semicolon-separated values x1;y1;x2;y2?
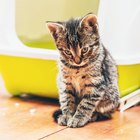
0;94;140;140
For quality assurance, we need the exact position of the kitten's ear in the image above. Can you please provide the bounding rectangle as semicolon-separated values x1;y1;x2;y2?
46;22;64;40
80;13;98;33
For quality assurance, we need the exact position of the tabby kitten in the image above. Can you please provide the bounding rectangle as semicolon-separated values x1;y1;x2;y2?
46;13;120;128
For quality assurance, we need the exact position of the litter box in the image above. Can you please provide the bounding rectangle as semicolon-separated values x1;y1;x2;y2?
0;0;140;111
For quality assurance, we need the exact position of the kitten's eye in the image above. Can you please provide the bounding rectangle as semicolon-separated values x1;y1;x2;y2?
64;50;71;55
82;47;88;53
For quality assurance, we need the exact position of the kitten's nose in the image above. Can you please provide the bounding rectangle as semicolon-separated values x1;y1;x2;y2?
74;56;81;64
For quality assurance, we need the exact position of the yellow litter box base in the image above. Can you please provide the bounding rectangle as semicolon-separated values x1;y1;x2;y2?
0;55;140;98
118;65;140;97
0;55;58;98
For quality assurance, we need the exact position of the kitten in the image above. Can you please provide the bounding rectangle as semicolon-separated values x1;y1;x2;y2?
46;13;120;128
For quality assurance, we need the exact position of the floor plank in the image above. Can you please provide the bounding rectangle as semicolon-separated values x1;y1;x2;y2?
0;95;140;140
0;95;65;140
43;106;140;140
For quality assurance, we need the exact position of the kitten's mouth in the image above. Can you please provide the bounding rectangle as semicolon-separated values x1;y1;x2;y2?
61;59;93;69
72;62;87;67
68;61;89;69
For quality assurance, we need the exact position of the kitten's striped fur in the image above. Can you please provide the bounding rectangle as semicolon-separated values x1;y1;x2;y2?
46;13;120;128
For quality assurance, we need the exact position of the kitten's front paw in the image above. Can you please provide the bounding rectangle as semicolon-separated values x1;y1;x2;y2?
67;117;88;128
57;114;72;126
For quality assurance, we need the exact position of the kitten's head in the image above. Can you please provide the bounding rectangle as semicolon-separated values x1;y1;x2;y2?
46;13;100;68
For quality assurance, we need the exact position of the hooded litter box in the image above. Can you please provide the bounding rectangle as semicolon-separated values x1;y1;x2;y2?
0;0;140;111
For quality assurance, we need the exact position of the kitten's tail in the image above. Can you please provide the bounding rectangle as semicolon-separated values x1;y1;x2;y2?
53;109;62;122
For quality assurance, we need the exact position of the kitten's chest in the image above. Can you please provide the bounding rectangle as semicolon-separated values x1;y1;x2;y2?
62;65;94;94
72;75;81;94
68;69;88;94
